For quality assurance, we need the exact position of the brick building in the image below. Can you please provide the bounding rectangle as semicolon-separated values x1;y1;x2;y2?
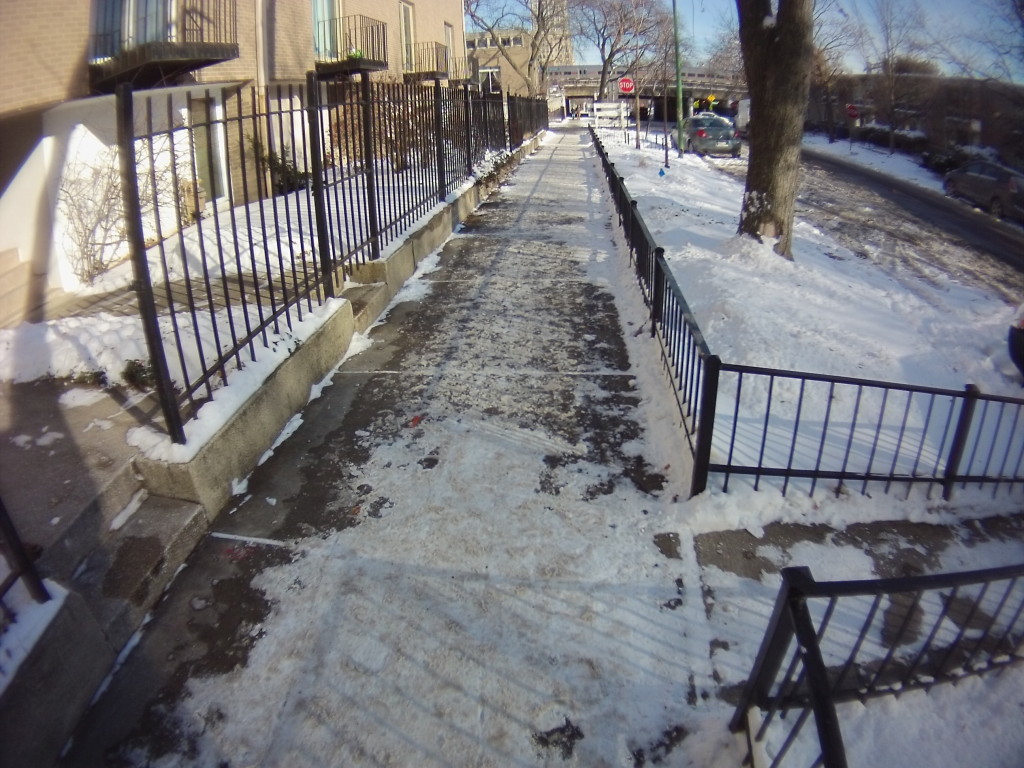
0;0;466;322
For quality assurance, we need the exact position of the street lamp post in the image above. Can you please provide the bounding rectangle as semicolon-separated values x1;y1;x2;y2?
671;0;683;155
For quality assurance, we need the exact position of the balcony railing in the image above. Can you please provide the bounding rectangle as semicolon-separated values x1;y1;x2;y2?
314;14;388;77
447;56;479;83
404;42;449;81
89;0;238;92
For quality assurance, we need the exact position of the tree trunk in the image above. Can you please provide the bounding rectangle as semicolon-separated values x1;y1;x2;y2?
736;0;814;259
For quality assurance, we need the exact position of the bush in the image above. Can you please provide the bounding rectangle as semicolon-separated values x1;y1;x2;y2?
249;136;311;195
122;359;156;390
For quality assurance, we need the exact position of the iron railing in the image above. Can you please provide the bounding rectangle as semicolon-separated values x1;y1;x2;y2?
117;80;546;443
0;495;51;636
314;14;388;72
731;564;1024;768
507;95;549;153
405;42;449;78
589;127;1024;500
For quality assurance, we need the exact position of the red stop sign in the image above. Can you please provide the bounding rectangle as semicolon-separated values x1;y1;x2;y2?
618;77;635;94
846;104;860;119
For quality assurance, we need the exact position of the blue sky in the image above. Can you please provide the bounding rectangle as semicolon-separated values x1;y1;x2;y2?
576;0;999;75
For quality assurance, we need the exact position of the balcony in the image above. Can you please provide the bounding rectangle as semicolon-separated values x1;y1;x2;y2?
447;56;479;84
403;42;449;82
315;15;388;78
89;0;238;92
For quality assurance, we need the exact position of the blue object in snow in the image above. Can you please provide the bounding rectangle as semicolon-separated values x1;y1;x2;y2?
659;168;666;177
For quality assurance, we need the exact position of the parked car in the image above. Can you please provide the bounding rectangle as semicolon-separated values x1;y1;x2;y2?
943;160;1024;223
681;114;742;157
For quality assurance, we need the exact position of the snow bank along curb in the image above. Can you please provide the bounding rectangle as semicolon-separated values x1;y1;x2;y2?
0;134;543;768
135;137;541;519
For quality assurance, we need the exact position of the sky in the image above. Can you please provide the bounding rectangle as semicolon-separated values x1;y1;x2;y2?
3;126;1024;764
578;0;1007;77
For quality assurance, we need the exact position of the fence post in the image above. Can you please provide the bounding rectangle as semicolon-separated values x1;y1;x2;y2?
728;567;803;733
434;78;446;202
786;567;849;768
305;72;335;298
359;73;381;260
507;92;515;152
943;384;980;501
463;84;474;178
651;248;665;336
690;354;720;497
0;496;50;603
115;83;186;444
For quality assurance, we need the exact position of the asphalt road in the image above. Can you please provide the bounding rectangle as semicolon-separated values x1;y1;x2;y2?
800;148;1024;287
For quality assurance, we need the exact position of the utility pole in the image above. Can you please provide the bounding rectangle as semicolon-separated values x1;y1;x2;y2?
671;0;683;155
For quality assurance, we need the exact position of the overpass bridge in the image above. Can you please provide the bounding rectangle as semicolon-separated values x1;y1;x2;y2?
545;64;747;120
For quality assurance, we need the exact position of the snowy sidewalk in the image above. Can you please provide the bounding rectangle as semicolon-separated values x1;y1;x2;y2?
61;126;719;765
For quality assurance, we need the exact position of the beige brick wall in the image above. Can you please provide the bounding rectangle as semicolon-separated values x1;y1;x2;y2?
0;0;91;115
199;0;259;85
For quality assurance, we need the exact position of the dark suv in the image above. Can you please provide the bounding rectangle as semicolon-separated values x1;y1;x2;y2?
943;160;1024;223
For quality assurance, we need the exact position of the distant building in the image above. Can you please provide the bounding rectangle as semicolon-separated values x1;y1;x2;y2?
817;74;1024;170
466;0;573;96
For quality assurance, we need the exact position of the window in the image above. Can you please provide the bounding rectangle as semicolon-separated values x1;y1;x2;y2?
312;0;342;59
480;67;501;93
399;1;415;71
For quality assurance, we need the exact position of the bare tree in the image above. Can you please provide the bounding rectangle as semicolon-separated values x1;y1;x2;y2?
856;0;925;152
618;2;676;148
735;0;815;259
703;15;744;76
931;0;1024;83
466;0;572;97
810;0;860;142
571;0;669;101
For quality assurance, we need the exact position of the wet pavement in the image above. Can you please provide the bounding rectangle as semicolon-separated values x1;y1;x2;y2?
58;126;701;766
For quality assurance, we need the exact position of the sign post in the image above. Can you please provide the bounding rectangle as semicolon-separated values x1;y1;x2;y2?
845;104;859;152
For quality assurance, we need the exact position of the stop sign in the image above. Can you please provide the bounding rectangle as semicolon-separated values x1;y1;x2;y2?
618;76;635;94
846;104;860;119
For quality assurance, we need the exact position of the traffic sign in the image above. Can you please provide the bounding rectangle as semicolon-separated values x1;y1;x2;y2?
618;76;635;94
846;104;860;119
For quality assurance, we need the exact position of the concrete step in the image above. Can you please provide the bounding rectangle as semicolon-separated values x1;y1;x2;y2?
0;492;207;768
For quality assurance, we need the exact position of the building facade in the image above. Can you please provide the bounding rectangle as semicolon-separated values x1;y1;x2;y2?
0;0;466;323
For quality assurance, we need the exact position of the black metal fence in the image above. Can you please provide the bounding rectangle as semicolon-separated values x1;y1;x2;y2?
117;78;546;443
589;127;1024;501
730;564;1024;768
0;495;51;625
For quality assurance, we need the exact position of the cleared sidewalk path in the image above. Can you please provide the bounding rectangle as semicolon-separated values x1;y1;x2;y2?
60;126;705;766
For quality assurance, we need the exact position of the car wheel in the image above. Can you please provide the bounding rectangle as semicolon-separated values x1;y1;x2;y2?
990;198;1004;219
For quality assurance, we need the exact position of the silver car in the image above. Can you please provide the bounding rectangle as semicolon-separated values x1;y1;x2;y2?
943;160;1024;223
681;114;742;157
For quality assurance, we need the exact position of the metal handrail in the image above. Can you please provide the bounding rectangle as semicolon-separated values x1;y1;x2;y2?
731;563;1024;767
589;126;1024;500
0;495;51;627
